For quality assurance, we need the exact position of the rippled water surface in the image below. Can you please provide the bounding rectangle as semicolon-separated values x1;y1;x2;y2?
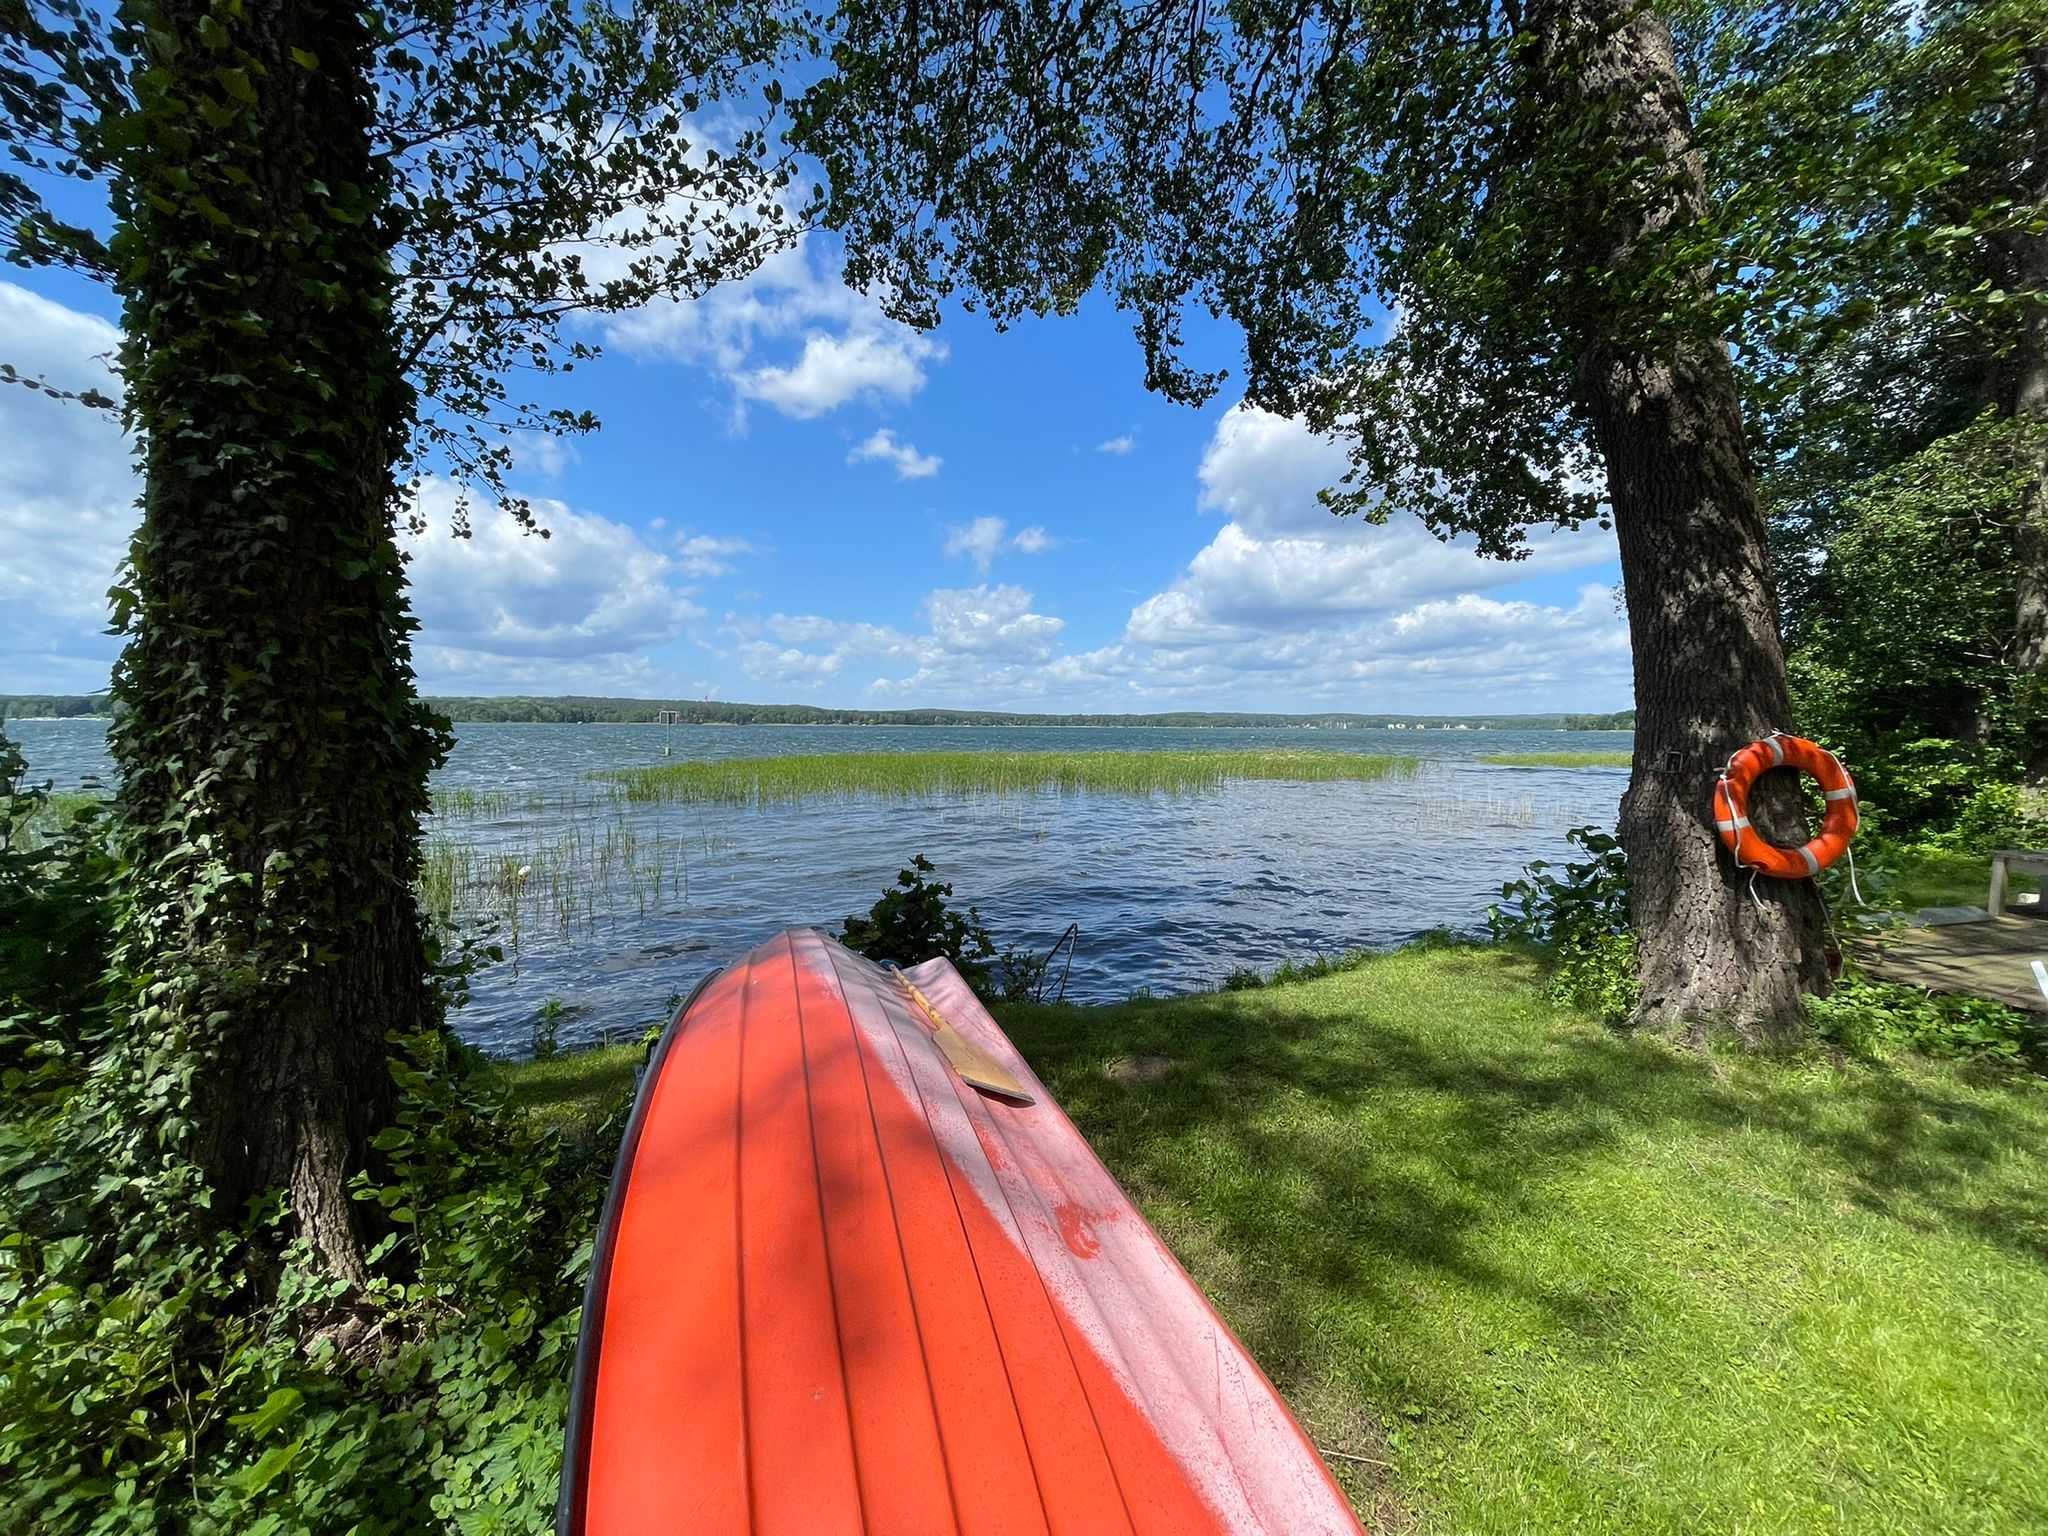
10;718;1629;1054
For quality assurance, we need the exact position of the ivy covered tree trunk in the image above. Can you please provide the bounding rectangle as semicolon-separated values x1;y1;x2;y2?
2013;42;2048;799
1542;0;1830;1041
109;0;445;1290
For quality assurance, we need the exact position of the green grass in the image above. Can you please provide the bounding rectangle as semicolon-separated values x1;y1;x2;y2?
601;749;1422;804
478;1042;643;1136
506;945;2048;1533
1480;751;1633;768
1833;841;2035;915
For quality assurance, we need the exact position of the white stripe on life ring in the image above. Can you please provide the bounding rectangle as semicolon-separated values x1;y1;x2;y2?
1715;816;1751;832
1767;737;1786;764
1823;787;1857;801
1798;846;1819;875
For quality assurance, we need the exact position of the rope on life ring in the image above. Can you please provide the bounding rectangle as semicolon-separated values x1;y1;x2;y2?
1711;731;1858;881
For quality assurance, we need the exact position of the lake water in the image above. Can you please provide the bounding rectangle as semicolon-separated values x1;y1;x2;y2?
8;717;1630;1055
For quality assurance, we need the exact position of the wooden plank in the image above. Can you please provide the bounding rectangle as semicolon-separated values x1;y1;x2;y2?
1852;916;2048;1013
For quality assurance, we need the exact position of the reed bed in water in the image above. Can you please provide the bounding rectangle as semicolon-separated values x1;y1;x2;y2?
417;814;694;940
1479;752;1632;769
602;749;1422;805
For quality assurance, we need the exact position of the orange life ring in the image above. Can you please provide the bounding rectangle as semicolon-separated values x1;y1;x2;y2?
1712;733;1858;879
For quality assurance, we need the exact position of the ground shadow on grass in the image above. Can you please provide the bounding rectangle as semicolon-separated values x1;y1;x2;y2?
992;948;2048;1469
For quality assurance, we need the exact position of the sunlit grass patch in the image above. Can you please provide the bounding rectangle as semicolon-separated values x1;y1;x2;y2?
1480;751;1632;768
479;1041;644;1137
601;749;1422;805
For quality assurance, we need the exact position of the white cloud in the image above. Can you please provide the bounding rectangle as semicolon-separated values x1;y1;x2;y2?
739;329;942;419
672;532;759;577
921;585;1064;659
943;516;1009;573
728;584;1065;697
0;284;133;690
847;428;941;480
943;516;1058;573
1131;403;1619;641
401;480;704;687
1088;405;1627;708
603;231;945;422
1096;433;1136;455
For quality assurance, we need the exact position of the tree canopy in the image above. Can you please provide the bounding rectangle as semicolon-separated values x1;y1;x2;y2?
5;0;798;516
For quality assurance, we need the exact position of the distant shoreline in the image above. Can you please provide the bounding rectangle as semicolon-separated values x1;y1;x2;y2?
5;695;1637;732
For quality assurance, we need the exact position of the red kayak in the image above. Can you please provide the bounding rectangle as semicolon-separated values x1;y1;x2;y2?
558;929;1365;1535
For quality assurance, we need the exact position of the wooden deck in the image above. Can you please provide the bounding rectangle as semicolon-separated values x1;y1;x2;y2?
1851;914;2048;1013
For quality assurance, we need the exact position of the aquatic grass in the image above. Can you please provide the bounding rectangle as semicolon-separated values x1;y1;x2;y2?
1480;751;1632;768
601;749;1422;805
432;785;519;818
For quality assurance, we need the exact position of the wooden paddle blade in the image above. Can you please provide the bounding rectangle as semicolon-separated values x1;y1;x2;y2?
930;1019;1035;1104
898;973;1035;1103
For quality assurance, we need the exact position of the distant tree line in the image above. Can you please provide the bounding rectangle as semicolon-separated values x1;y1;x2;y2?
0;696;1630;730
0;696;117;719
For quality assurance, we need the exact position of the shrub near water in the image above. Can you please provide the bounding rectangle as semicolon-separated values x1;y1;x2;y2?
841;854;998;995
1490;826;1639;1022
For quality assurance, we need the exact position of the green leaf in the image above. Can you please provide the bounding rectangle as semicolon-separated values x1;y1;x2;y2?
230;1439;304;1493
230;1387;304;1438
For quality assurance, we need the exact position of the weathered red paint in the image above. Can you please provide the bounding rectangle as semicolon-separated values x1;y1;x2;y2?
563;929;1365;1536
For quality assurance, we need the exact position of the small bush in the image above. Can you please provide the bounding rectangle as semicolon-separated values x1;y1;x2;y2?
1222;966;1264;991
1491;827;1639;1022
1270;949;1374;987
995;942;1050;1003
841;854;997;996
1490;827;1630;948
1923;781;2048;857
531;997;566;1060
1808;972;2038;1064
1550;931;1642;1022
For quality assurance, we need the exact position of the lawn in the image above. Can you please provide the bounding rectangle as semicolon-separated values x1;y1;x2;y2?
505;945;2048;1534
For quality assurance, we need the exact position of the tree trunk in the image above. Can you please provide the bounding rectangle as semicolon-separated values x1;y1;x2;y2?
2012;43;2048;800
1538;0;1831;1042
109;0;444;1292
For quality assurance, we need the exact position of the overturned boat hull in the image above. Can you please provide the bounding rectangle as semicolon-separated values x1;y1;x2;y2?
559;929;1364;1535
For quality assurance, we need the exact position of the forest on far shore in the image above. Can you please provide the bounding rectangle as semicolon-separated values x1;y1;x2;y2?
0;694;1637;731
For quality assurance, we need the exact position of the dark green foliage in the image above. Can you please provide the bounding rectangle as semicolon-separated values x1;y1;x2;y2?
840;854;997;995
1492;828;1640;1022
0;864;620;1531
792;0;1650;551
0;729;116;1038
1492;828;1633;950
1808;973;2040;1066
1787;419;2043;833
994;941;1051;1003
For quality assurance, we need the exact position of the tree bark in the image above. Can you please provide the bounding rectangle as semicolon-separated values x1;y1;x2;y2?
1537;0;1831;1042
2012;42;2048;800
110;0;443;1292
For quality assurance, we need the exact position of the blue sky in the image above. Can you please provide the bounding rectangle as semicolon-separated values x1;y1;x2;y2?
2;225;1631;711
